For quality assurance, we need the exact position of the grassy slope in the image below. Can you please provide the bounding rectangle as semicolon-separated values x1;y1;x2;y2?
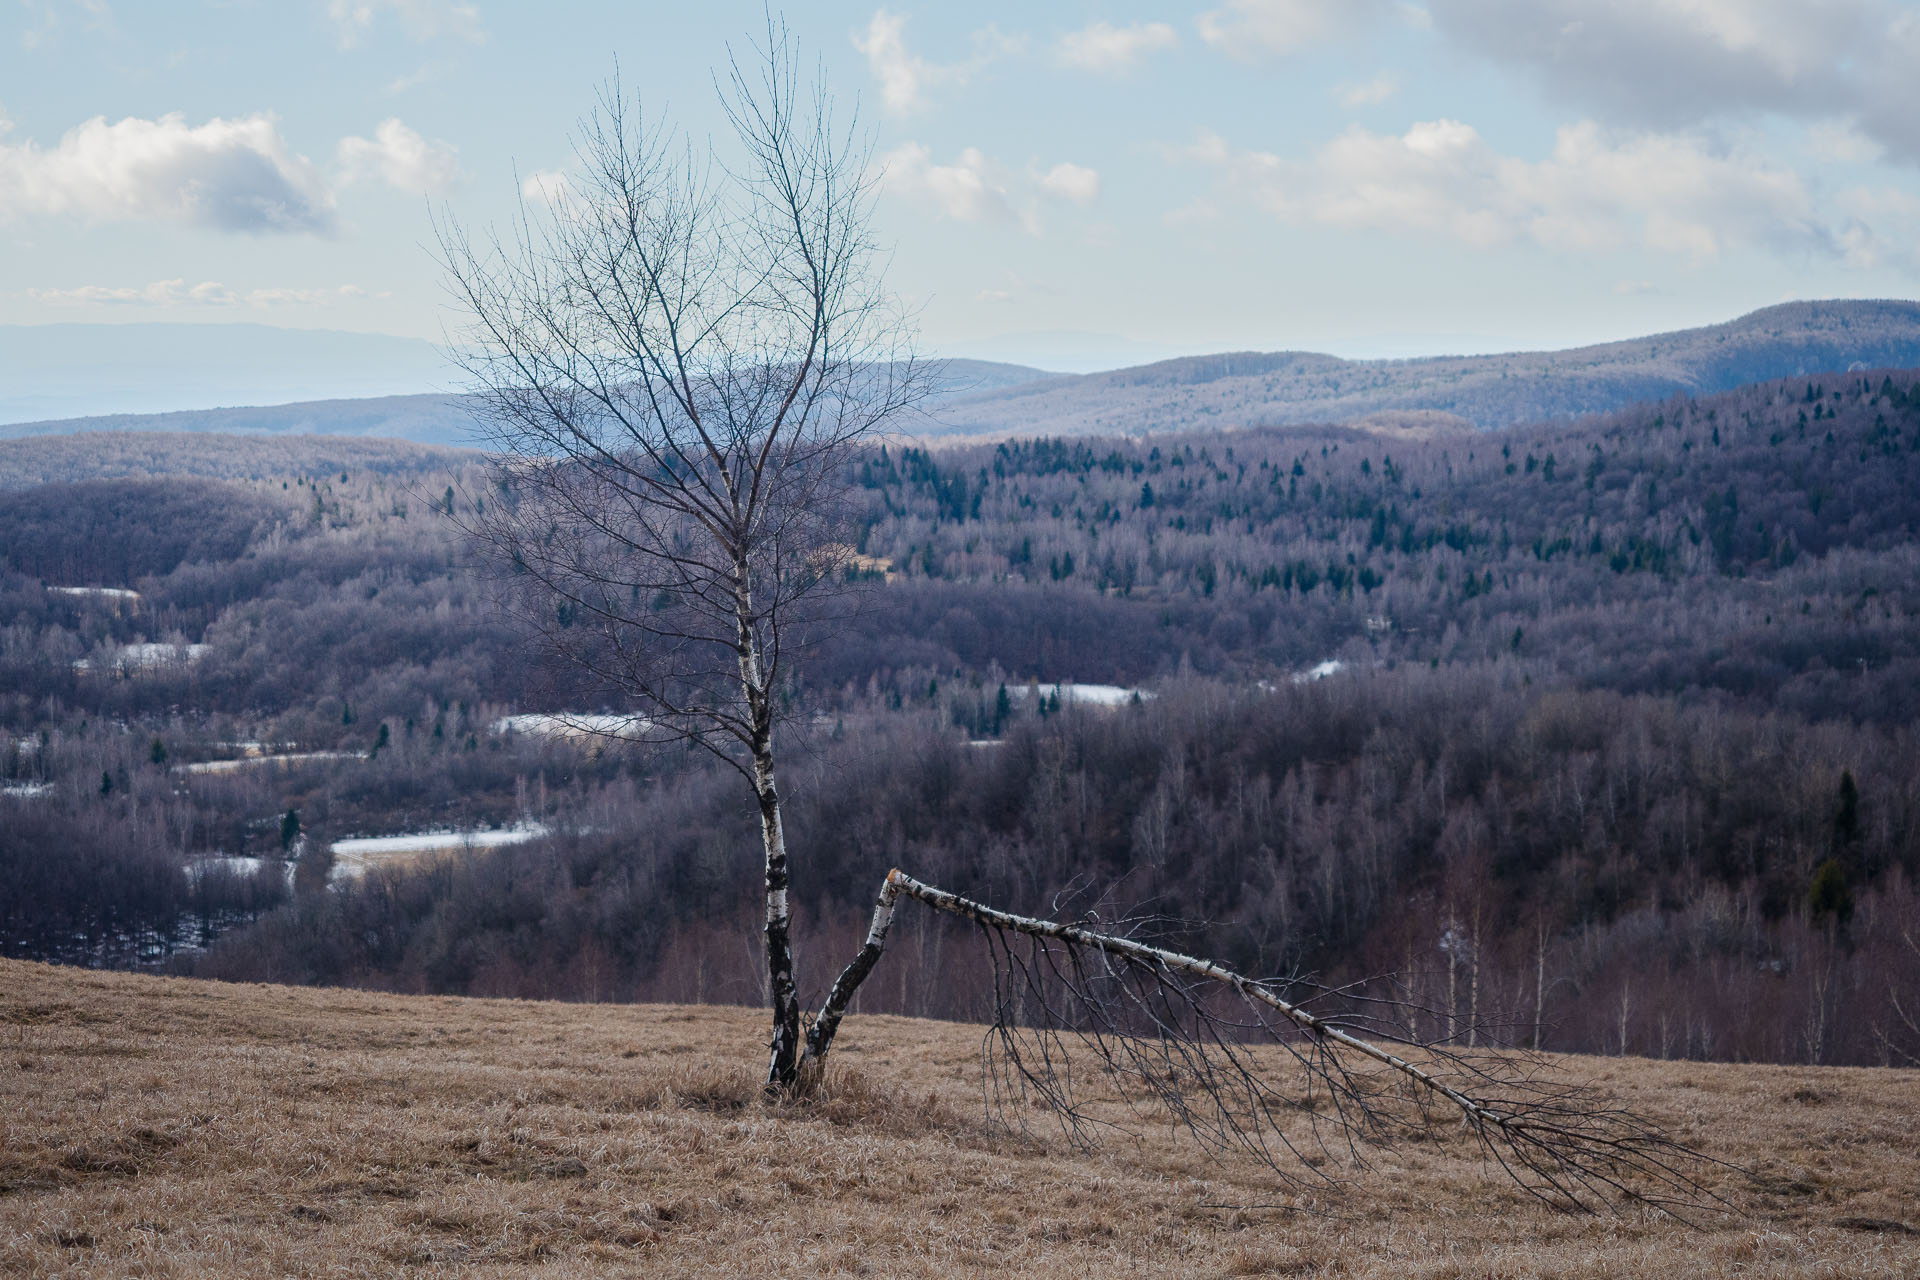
3;958;1918;1278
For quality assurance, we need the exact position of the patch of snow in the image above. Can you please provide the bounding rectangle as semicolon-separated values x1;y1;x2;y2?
1011;683;1148;707
491;713;651;741
186;856;293;886
2;781;52;798
329;822;549;880
49;586;141;602
73;643;210;673
1292;660;1346;683
184;751;361;775
966;739;1005;748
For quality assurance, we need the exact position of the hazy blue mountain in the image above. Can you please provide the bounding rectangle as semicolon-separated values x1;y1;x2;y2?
0;323;457;424
6;300;1916;444
1;394;490;447
921;298;1920;437
0;358;1063;445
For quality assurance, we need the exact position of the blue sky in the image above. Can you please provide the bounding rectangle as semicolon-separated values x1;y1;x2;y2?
4;0;1919;372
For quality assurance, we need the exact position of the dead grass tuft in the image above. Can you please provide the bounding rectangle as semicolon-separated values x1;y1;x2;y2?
622;1061;762;1113
1223;1245;1322;1276
1835;1217;1918;1234
59;1148;140;1178
781;1064;987;1141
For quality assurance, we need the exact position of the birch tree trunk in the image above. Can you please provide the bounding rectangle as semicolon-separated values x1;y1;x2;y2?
755;735;800;1088
1533;918;1547;1052
1467;904;1482;1050
736;577;801;1090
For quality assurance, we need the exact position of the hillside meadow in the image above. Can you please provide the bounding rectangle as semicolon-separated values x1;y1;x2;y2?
3;958;1919;1277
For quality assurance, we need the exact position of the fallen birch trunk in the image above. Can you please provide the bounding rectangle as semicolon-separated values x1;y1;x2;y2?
802;868;1717;1216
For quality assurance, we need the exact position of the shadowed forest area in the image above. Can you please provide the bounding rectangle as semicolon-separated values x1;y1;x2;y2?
4;368;1919;1065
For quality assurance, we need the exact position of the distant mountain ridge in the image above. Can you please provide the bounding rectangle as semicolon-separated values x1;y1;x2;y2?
921;299;1920;437
0;358;1064;448
0;322;453;424
4;300;1916;444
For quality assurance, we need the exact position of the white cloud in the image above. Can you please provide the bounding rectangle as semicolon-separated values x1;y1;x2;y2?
1057;20;1178;73
881;142;1021;225
1336;74;1398;107
1426;0;1920;166
0;112;334;233
519;168;573;209
853;10;1018;115
1036;161;1100;206
1805;121;1880;167
854;11;929;114
1197;0;1391;58
1830;186;1920;271
385;64;441;94
882;145;1101;231
337;118;460;194
27;279;372;306
245;284;376;305
28;279;238;306
1190;119;1846;265
327;0;484;49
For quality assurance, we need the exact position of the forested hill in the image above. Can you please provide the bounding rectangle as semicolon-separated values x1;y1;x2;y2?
844;366;1920;725
922;298;1920;437
0;430;477;490
5;300;1917;447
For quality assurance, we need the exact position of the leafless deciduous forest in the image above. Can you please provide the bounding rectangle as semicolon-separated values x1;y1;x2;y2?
4;367;1919;1065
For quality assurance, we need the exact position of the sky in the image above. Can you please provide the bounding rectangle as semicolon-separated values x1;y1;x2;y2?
4;0;1919;375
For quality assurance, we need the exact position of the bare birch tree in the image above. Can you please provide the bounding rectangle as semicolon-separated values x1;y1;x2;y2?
440;24;922;1090
443;25;1713;1211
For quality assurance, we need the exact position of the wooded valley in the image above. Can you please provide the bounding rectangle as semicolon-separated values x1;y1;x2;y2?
4;367;1918;1067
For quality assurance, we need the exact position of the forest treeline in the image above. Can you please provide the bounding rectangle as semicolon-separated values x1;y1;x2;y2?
3;368;1919;1065
190;671;1920;1068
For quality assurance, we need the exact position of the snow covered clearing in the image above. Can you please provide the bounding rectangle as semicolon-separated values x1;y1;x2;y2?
329;822;549;880
73;643;210;673
184;751;362;775
490;713;651;742
1010;683;1148;707
186;856;293;886
3;782;53;798
48;586;141;603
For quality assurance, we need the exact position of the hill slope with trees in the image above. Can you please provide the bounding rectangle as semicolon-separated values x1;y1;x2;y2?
4;368;1919;1067
923;299;1920;437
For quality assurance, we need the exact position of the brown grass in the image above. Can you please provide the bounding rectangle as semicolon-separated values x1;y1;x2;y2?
3;957;1918;1277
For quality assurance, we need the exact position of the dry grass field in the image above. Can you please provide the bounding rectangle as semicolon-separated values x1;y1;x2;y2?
3;957;1919;1278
